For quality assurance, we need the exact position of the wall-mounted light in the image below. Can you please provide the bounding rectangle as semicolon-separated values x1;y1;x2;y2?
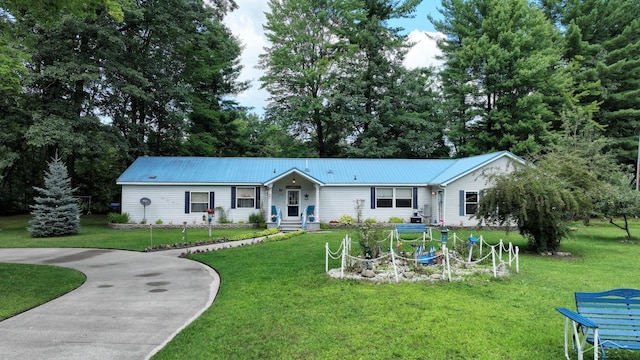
354;175;357;180
304;193;309;200
431;191;436;195
292;178;296;184
279;188;283;192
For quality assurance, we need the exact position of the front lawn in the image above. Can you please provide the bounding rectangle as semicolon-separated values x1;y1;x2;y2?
0;263;85;321
0;214;262;250
2;215;640;359
154;222;640;359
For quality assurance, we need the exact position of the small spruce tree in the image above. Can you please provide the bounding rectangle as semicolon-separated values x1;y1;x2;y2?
28;155;81;237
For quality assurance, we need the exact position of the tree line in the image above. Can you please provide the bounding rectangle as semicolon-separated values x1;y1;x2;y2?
1;0;639;216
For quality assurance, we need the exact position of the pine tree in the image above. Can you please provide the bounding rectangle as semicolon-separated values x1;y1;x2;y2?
28;155;80;237
433;0;569;157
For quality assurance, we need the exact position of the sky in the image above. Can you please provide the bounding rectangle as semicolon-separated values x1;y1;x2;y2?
223;1;445;117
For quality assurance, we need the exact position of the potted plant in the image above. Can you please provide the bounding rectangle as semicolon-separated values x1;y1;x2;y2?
308;213;315;222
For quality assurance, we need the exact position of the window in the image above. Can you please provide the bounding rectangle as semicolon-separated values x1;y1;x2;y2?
236;187;255;208
465;191;478;214
376;187;413;208
395;188;412;208
376;188;393;208
191;192;208;212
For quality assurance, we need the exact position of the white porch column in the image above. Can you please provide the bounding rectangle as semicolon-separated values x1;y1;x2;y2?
267;185;273;217
315;184;320;221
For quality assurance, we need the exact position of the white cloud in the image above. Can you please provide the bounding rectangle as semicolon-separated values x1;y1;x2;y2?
223;1;270;116
224;4;446;117
404;30;445;70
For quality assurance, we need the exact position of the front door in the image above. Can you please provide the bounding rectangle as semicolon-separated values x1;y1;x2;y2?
287;190;299;218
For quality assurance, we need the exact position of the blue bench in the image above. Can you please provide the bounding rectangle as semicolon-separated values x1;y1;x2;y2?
395;223;428;234
556;288;640;360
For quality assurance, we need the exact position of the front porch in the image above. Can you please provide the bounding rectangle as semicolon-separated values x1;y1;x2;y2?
266;169;322;232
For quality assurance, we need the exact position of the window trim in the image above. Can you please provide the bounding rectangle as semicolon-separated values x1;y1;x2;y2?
395;188;413;208
464;190;479;215
375;187;413;209
190;191;209;213
235;186;256;208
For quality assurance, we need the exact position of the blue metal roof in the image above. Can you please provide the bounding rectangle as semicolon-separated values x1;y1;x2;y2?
116;151;521;186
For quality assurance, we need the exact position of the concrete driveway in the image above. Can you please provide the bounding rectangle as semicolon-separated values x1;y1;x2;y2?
0;240;258;359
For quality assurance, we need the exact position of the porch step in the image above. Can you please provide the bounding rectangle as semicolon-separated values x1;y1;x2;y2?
280;220;302;233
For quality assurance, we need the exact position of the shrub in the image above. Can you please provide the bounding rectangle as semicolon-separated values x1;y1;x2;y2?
216;207;231;224
388;216;405;223
364;218;377;224
155;219;163;225
108;212;130;224
262;230;306;243
359;223;385;258
229;227;279;241
249;211;265;226
338;215;356;224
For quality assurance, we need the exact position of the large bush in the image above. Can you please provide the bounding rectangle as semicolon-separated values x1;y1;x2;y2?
476;164;583;253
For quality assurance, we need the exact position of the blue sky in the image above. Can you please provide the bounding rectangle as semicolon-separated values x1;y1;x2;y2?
224;1;445;117
389;1;441;33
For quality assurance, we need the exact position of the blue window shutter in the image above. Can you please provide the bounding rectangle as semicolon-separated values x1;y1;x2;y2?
185;192;190;214
412;187;418;208
231;187;236;209
255;187;260;209
459;190;465;216
370;187;376;209
209;192;215;209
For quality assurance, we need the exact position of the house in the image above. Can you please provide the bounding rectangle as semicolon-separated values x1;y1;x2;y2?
116;151;524;230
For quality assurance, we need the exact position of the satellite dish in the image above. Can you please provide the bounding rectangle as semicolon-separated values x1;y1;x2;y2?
140;197;151;206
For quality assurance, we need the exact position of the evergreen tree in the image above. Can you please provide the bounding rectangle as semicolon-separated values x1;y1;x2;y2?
28;155;80;237
432;0;569;157
341;0;447;158
544;0;640;170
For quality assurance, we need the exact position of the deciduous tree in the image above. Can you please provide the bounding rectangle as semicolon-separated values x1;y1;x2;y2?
477;161;584;253
260;0;364;157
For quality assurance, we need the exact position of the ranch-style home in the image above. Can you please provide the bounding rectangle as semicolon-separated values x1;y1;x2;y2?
116;151;524;231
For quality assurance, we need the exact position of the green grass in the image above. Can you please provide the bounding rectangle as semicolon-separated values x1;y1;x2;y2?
3;215;640;359
153;222;640;360
0;214;263;251
0;214;267;322
0;263;86;321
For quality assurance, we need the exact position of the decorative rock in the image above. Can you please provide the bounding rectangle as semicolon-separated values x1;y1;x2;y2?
430;273;442;280
361;269;376;278
403;271;415;279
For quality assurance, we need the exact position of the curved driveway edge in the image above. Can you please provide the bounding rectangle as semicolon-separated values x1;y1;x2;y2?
0;247;220;360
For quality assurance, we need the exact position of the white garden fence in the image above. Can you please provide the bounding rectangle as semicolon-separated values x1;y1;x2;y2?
326;230;519;283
